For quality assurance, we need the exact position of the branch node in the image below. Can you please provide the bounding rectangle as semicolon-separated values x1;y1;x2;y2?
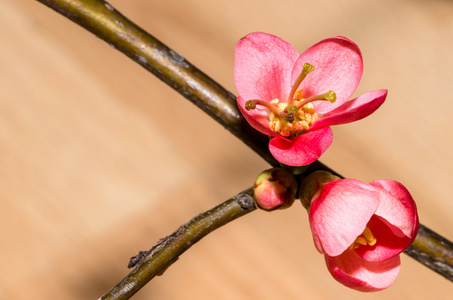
127;251;147;269
237;193;255;210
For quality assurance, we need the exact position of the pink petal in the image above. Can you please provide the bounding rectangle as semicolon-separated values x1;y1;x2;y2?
309;179;379;256
268;127;333;166
310;89;387;131
355;215;411;262
291;37;363;114
237;96;278;137
234;32;299;103
325;249;401;292
370;180;419;240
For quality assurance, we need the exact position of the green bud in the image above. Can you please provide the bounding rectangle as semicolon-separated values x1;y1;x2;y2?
299;170;341;210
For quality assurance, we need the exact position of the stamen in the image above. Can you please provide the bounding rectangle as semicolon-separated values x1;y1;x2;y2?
296;90;337;109
311;113;319;123
355;236;368;246
350;226;377;249
243;62;339;138
300;120;309;130
287;63;315;105
363;227;377;246
270;99;279;105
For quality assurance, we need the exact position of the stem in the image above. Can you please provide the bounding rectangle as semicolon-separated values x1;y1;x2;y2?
101;188;256;300
37;0;453;297
404;224;453;281
37;0;278;167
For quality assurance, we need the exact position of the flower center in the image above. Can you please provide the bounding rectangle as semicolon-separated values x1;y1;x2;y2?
245;63;336;138
350;226;377;249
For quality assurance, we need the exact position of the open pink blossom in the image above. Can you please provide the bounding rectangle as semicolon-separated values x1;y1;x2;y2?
308;179;419;292
234;32;387;166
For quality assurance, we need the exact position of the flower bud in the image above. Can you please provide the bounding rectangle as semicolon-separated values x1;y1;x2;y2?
253;168;297;211
299;170;341;210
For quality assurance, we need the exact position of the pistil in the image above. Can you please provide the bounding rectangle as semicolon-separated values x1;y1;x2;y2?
245;99;282;115
287;63;315;105
243;62;338;138
296;90;337;109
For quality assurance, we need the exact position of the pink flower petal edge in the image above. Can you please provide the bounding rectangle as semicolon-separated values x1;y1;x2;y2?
291;36;363;114
370;180;419;241
268;127;333;166
309;179;380;256
353;180;419;262
325;249;401;292
234;32;298;103
237;96;278;137
311;89;387;131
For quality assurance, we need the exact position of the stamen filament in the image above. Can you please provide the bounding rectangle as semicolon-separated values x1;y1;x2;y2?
296;90;336;109
245;99;282;115
287;63;315;105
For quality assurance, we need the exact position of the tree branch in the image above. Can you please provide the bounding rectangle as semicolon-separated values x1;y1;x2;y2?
37;0;453;298
37;0;277;166
405;224;453;281
100;188;256;300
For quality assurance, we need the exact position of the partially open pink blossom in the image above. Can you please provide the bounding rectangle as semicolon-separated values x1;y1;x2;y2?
235;32;387;166
308;179;419;291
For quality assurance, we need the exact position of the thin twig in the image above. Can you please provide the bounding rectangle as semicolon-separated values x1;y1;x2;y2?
405;224;453;281
100;188;256;300
36;0;453;298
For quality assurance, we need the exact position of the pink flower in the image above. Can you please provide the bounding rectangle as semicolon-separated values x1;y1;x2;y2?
308;179;419;291
234;32;387;166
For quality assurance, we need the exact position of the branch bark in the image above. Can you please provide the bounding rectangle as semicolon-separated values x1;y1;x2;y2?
100;188;256;300
37;0;277;166
36;0;453;299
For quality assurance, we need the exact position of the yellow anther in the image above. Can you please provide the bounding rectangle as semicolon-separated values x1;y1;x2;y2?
279;102;288;109
301;120;310;130
301;103;314;115
307;102;315;111
351;226;377;249
265;99;320;137
294;89;304;101
363;227;377;246
356;236;368;246
280;130;291;137
270;99;279;105
269;113;275;121
312;113;319;123
274;119;282;132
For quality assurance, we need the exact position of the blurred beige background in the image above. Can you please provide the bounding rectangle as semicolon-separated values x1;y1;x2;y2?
1;0;452;299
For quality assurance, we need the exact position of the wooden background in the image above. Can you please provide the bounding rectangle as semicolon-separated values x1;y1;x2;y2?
1;0;452;299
